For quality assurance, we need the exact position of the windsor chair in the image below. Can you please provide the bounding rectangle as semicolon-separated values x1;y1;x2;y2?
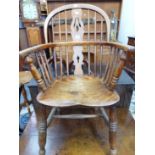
19;4;134;155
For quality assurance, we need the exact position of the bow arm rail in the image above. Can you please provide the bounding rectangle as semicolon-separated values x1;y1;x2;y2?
19;41;135;58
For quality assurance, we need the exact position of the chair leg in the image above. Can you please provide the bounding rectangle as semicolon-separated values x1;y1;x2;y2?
38;104;47;155
21;85;31;114
109;106;117;155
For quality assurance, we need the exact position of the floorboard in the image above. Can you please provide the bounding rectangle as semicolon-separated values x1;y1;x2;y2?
19;108;134;155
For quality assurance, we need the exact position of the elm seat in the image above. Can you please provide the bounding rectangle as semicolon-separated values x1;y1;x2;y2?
37;76;120;107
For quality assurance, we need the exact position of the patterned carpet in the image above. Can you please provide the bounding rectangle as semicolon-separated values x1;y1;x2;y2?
20;106;34;136
19;84;34;136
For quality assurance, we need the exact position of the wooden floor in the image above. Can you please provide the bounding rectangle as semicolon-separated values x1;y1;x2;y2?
19;108;135;155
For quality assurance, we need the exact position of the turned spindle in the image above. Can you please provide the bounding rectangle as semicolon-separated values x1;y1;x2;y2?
37;103;47;155
109;106;117;155
26;56;46;92
108;51;126;91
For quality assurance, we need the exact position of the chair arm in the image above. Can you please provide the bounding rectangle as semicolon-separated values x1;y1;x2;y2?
19;41;135;58
105;42;133;91
107;41;135;52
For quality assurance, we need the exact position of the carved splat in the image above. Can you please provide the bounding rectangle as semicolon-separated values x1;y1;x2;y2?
71;9;84;75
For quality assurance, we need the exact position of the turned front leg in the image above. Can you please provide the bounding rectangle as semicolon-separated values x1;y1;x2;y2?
38;104;47;155
109;106;117;155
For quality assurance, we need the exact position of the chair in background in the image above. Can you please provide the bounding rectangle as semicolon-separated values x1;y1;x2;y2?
19;71;32;135
19;71;33;114
19;4;134;155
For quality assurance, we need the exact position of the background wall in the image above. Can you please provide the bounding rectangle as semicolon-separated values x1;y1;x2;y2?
118;0;135;44
19;1;122;50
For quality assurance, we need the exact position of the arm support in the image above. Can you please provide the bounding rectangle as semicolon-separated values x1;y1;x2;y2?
26;56;46;92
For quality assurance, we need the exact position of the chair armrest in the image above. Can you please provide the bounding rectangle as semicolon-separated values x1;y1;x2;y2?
107;41;135;52
19;41;135;58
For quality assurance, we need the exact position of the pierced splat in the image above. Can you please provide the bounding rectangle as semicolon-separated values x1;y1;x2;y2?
71;9;84;75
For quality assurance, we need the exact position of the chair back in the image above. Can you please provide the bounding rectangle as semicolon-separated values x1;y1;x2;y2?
19;4;134;92
44;3;110;43
42;4;113;77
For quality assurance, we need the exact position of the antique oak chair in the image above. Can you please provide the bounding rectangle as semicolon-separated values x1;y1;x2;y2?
19;4;134;155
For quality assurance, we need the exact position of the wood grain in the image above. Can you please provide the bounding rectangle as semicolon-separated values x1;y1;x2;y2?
19;108;135;155
37;75;120;107
26;27;42;46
